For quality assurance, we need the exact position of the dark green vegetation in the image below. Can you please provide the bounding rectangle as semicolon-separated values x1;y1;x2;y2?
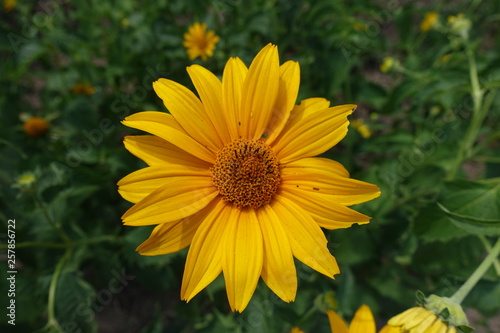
1;1;499;332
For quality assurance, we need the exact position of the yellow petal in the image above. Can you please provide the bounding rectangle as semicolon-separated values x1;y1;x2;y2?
240;43;280;139
136;200;219;255
273;97;330;146
282;156;350;177
257;204;297;302
281;158;381;205
290;97;331;120
326;310;349;333
181;199;227;301
412;312;437;333
350;305;376;333
122;176;218;226
122;111;215;164
187;65;230;143
389;307;427;326
123;135;211;168
222;57;248;140
426;319;448;333
271;195;339;278
118;169;171;204
273;104;356;163
264;60;300;144
153;78;223;150
223;208;264;312
280;189;372;229
118;165;210;203
378;325;401;333
446;327;457;333
272;98;330;143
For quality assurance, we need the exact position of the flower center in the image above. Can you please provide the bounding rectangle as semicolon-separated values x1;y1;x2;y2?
211;139;280;208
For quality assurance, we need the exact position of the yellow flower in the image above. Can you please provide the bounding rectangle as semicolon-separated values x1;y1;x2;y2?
351;119;372;139
17;173;36;187
388;307;458;333
3;0;16;12
327;305;376;333
420;12;439;32
183;22;220;61
71;82;96;95
447;13;464;25
380;57;395;73
447;13;471;39
440;54;452;63
23;117;49;137
353;23;367;31
118;44;380;312
290;328;305;333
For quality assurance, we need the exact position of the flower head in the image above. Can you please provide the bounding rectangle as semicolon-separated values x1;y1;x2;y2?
353;22;368;31
388;307;452;333
290;328;305;333
447;14;471;39
118;44;380;312
380;57;395;73
23;117;49;137
183;22;220;61
420;12;439;32
3;0;16;12
440;54;452;63
71;82;96;95
351;119;372;139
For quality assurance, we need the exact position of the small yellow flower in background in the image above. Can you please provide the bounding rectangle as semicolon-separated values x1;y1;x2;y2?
3;0;16;12
353;22;368;31
71;82;96;95
290;328;305;333
447;13;465;25
118;44;380;312
327;304;376;333
351;119;372;139
380;57;395;73
440;54;452;63
12;171;38;192
420;12;439;32
23;117;49;137
16;173;36;187
447;13;471;39
183;22;220;61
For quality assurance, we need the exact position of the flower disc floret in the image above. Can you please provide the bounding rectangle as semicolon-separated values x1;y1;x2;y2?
211;139;280;208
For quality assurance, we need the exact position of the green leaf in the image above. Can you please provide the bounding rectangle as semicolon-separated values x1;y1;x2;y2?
437;202;500;235
437;178;500;236
413;203;469;242
55;270;97;333
415;290;426;305
457;325;474;333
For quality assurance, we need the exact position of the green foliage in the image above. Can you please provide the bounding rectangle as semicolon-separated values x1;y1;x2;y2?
1;0;500;332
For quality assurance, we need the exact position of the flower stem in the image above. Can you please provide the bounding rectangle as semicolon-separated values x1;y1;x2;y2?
450;237;500;304
479;235;500;276
44;249;71;332
447;44;486;179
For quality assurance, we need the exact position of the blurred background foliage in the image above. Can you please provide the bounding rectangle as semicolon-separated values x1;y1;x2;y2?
1;0;499;332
